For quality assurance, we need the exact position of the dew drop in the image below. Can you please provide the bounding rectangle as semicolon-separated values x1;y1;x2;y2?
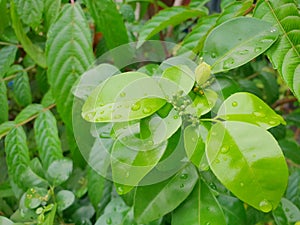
200;164;209;171
223;58;235;69
131;103;141;111
231;101;238;107
239;49;249;55
240;182;244;187
100;132;111;139
142;107;152;114
180;173;188;179
220;145;229;153
106;217;112;224
125;172;130;178
191;137;196;142
117;186;124;194
147;140;154;146
211;131;217;136
120;92;126;97
211;52;217;58
260;38;274;43
270;27;277;33
205;223;211;225
258;106;263;109
253;111;265;117
255;47;262;53
173;115;179;119
268;120;276;125
209;183;216;190
285;207;290;212
215;159;220;164
180;184;184;188
259;199;272;212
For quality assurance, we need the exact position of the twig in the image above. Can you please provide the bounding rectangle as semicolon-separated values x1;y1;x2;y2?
0;41;22;48
245;72;260;80
286;159;300;169
1;65;36;82
271;97;297;108
243;2;256;16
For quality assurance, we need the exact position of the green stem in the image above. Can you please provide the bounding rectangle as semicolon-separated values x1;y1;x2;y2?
0;41;21;47
200;118;222;123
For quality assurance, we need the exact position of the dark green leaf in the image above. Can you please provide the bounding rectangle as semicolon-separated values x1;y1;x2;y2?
206;121;288;212
10;1;46;68
34;110;63;169
56;190;75;212
0;81;8;123
217;92;285;129
85;0;129;49
16;0;44;28
279;139;300;165
172;179;226;225
15;104;43;124
254;0;300;101
0;121;15;140
0;45;18;77
47;159;73;186
0;0;9;37
286;168;300;208
13;70;32;107
203;17;279;73
134;163;198;223
46;3;94;128
44;0;61;32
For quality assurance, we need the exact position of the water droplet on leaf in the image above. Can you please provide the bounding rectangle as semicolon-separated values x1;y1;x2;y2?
220;145;229;153
269;120;276;125
173;115;179;119
180;184;184;188
270;27;277;33
117;186;124;194
120;92;126;97
223;58;235;69
142;107;152;114
240;182;244;187
106;217;112;224
253;111;265;117
239;49;249;55
180;173;188;179
100;132;111;139
259;199;272;212
231;101;238;107
255;47;262;52
131;103;141;111
211;52;217;58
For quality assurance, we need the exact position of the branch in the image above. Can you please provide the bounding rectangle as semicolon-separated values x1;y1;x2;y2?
272;97;297;108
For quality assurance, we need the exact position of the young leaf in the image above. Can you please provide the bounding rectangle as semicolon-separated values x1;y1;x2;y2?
0;81;8;123
0;121;15;140
217;92;285;129
206;121;288;212
34;110;63;169
15;104;43;123
137;7;206;47
273;198;300;225
13;70;32;107
10;1;46;68
253;0;300;101
0;0;9;37
203;17;279;73
47;159;73;186
16;0;44;28
0;45;18;77
134;163;198;223
44;0;61;32
172;179;226;225
46;3;94;129
56;190;75;212
85;0;129;49
82;72;166;122
5;127;30;189
43;204;57;225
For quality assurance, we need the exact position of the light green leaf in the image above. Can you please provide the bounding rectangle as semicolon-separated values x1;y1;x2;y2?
203;17;279;73
25;187;48;209
15;104;43;123
47;159;73;186
4;127;30;189
0;121;15;140
172;179;226;225
0;81;8;123
0;0;9;37
43;204;57;225
56;190;75;212
184;124;208;168
85;0;129;49
13;70;32;107
10;1;46;68
138;7;206;47
253;0;300;101
34;110;63;169
206;121;288;212
0;45;18;77
82;72;166;122
134;163;198;223
16;0;44;28
44;0;61;32
46;3;94;129
217;92;285;129
0;216;14;225
157;65;195;98
111;139;167;190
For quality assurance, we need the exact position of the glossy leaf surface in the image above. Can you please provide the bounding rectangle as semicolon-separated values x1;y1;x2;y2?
206;121;288;212
134;163;198;223
82;72;166;122
0;82;8;123
172;179;226;225
217;92;285;129
13;71;32;107
203;17;279;73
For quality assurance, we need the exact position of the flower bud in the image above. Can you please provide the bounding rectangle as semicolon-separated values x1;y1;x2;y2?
195;62;211;85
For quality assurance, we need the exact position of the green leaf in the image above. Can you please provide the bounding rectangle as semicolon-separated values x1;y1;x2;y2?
13;70;32;107
0;121;15;140
43;204;57;225
15;104;43;123
217;92;285;129
206;121;288;212
46;3;94;129
34;110;63;169
82;72;166;122
184;124;208;168
253;0;300;101
0;216;14;225
111;139;167;190
0;81;8;123
134;163;198;223
286;168;300;208
56;190;75;212
4;127;30;189
172;179;226;225
25;187;48;209
44;0;61;32
10;1;46;68
0;0;9;37
85;0;129;49
137;7;206;47
0;45;18;77
47;159;73;186
16;0;44;28
273;198;300;224
279;139;300;164
203;17;279;73
158;65;195;98
217;195;247;225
